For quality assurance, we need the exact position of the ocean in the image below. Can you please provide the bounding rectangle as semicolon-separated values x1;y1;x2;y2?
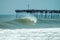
0;13;60;40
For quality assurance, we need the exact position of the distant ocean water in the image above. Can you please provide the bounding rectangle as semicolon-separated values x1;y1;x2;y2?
0;13;60;40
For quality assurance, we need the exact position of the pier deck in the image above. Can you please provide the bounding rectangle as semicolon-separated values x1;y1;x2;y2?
15;9;60;13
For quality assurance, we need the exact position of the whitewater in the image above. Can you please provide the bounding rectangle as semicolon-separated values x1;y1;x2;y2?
0;28;60;40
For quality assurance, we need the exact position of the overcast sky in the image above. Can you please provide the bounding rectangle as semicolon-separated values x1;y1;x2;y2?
0;0;60;14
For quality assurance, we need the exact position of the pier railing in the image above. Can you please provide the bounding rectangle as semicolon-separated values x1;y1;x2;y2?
15;10;60;13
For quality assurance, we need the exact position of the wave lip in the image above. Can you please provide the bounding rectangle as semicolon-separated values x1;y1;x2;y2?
21;16;37;23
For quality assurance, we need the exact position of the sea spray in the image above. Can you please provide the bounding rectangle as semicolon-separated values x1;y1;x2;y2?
16;13;37;24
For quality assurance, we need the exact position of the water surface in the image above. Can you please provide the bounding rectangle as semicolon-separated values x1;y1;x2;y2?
0;13;60;29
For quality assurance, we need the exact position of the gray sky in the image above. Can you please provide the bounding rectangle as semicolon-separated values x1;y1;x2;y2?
0;0;60;14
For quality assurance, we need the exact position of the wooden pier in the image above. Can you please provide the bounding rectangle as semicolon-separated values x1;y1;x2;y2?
15;9;60;19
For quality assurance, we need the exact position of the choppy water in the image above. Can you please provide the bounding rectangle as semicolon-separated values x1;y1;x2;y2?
0;13;60;40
